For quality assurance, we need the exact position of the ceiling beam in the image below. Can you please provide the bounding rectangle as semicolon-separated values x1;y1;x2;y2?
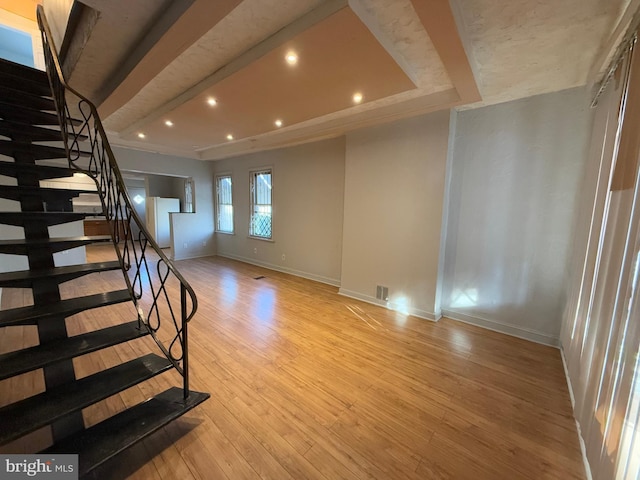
587;0;640;84
97;0;243;119
348;0;419;87
410;0;480;103
119;0;348;138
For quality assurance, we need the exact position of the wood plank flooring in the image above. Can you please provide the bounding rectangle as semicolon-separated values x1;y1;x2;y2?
0;244;585;479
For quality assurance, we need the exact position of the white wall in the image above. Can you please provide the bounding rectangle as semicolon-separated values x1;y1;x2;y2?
441;87;593;345
146;174;184;205
340;111;450;320
112;146;216;261
211;138;345;285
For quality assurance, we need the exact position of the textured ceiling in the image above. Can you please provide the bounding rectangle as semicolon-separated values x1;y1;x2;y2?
453;0;634;106
50;0;634;159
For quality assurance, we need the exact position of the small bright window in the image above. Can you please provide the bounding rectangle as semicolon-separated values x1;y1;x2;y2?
184;177;195;213
215;175;233;233
250;169;272;239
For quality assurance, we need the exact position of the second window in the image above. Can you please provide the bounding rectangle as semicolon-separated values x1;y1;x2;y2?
250;169;272;239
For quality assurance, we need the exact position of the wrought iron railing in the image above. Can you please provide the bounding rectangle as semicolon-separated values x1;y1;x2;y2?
37;5;195;398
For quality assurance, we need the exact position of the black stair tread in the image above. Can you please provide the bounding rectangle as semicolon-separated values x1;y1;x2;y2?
0;58;49;84
0;320;148;381
0;68;51;98
0;104;82;127
0;211;90;226
0;104;60;125
0;86;55;111
0;161;75;180
0;184;97;202
0;140;89;160
0;354;173;445
0;120;64;142
0;289;131;328
0;235;111;255
43;387;210;477
0;260;121;288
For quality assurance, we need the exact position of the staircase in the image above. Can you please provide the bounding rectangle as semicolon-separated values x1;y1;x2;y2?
0;9;209;477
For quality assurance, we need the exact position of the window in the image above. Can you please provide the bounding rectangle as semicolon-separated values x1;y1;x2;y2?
250;169;272;239
184;177;195;213
215;175;233;233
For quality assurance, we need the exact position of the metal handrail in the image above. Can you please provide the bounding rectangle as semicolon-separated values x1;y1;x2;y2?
36;5;196;397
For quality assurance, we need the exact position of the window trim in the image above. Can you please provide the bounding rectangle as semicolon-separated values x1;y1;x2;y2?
249;167;273;241
214;173;234;234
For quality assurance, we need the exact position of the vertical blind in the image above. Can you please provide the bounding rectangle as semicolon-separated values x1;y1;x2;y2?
561;35;640;480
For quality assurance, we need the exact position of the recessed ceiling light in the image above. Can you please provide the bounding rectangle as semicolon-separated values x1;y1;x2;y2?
207;97;217;106
226;134;234;140
275;119;283;128
165;120;173;127
285;51;298;65
352;92;363;104
137;132;146;139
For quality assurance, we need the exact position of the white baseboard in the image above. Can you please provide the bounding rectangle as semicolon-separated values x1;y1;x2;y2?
441;309;559;347
216;253;341;287
561;348;593;480
173;251;216;261
338;288;440;321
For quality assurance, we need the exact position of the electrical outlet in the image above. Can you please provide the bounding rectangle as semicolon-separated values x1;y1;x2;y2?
253;247;257;254
183;242;188;249
202;240;206;247
282;254;286;261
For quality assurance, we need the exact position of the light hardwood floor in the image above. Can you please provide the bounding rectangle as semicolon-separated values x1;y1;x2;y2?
0;244;585;479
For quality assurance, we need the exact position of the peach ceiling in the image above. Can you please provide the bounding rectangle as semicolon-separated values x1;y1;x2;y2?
53;0;634;160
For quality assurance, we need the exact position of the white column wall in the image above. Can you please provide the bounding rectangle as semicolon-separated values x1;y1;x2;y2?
340;111;450;320
441;87;594;345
